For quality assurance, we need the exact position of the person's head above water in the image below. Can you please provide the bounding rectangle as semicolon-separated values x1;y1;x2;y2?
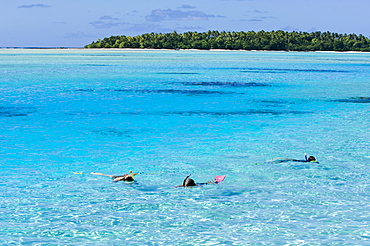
183;175;196;187
184;178;196;186
307;156;316;162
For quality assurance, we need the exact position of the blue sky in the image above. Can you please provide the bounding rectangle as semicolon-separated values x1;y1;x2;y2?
2;0;370;47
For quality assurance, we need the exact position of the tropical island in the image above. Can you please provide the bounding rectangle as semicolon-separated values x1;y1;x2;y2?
85;30;370;52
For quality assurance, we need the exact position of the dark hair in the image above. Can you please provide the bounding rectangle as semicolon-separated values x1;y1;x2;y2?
308;156;316;162
184;178;196;186
183;175;196;187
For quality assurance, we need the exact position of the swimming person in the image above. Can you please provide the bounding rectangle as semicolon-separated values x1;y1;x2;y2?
305;155;317;162
273;153;318;163
91;170;139;182
176;174;226;187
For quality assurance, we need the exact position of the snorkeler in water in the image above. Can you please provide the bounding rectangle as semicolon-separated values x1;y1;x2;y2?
91;170;139;182
305;155;317;162
273;153;318;163
176;174;226;187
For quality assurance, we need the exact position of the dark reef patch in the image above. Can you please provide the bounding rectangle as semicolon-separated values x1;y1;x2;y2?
240;68;348;73
75;88;96;92
331;97;370;103
180;81;271;87
84;64;116;67
165;109;311;117
0;106;35;117
115;89;233;95
260;100;295;104
66;109;312;117
91;128;139;137
75;88;234;95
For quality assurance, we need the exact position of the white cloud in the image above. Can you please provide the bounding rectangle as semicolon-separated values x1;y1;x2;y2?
178;5;196;9
145;9;224;22
280;26;301;32
18;4;50;8
99;16;120;21
89;16;127;29
121;23;176;35
247;10;269;14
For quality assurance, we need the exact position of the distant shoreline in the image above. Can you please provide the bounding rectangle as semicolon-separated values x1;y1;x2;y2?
85;31;370;52
1;47;369;53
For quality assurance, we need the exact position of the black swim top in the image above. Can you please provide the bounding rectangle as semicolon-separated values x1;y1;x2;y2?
112;174;134;182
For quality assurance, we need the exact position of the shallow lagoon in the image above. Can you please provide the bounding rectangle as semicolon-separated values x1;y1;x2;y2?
1;49;370;245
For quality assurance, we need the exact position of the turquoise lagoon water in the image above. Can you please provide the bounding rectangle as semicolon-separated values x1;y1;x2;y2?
0;49;370;245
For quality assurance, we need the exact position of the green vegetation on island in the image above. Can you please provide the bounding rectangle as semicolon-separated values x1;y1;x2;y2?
85;30;370;52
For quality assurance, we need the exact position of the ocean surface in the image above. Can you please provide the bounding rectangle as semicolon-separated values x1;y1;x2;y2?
1;49;369;245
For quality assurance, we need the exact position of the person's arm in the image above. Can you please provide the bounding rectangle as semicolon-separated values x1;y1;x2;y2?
90;172;114;178
128;171;139;177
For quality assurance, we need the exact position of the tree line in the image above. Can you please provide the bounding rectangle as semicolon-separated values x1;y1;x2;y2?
84;30;370;52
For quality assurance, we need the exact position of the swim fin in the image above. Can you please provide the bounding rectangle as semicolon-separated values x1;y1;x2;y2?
214;175;226;183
